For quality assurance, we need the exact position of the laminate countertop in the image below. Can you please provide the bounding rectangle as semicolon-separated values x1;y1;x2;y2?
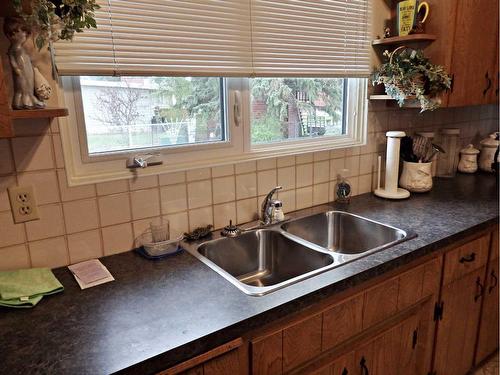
1;173;498;375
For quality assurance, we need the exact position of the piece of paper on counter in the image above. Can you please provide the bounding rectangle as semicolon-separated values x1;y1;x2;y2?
68;259;114;290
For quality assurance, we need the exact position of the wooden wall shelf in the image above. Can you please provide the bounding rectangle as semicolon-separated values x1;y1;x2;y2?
372;34;437;46
10;107;69;119
369;94;394;100
0;60;69;138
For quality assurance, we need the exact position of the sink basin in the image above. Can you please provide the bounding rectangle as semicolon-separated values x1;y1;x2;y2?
187;210;414;296
196;229;334;295
281;211;409;254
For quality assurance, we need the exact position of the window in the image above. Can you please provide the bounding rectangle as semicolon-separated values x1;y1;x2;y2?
250;78;346;145
79;76;226;155
56;0;370;185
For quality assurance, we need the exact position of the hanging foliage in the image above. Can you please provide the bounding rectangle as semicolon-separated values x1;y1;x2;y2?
12;0;99;50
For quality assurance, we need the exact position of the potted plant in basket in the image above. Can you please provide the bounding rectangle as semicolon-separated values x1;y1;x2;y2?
11;0;100;50
372;47;452;112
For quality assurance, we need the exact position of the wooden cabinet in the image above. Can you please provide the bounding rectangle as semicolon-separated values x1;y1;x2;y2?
442;234;490;285
322;294;363;351
162;228;498;375
434;267;487;375
353;314;420;375
476;259;499;364
423;0;499;107
251;257;441;375
433;232;493;375
475;230;499;364
447;0;499;106
283;314;323;372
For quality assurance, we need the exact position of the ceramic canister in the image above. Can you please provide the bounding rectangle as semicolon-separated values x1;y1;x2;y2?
399;161;433;193
479;133;499;172
458;144;479;173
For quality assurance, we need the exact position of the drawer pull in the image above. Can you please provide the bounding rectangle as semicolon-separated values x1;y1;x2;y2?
459;252;476;263
489;270;498;293
474;277;484;302
341;368;349;375
360;357;369;375
483;71;492;96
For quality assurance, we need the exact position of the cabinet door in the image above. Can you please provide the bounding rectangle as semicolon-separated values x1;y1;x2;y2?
476;260;499;363
487;25;499;104
447;0;499;107
352;315;419;375
433;267;486;375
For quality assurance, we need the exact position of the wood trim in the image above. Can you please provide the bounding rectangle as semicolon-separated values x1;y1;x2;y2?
0;61;13;138
157;338;243;375
10;107;69;119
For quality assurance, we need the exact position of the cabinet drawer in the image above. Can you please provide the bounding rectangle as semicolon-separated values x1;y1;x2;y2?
283;313;322;372
251;330;282;375
363;277;399;328
322;294;363;351
398;257;442;311
204;350;240;375
443;235;490;285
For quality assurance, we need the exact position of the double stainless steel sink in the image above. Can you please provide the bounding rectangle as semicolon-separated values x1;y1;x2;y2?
187;211;414;296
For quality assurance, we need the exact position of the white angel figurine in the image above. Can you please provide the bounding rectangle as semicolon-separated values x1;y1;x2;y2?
3;17;45;109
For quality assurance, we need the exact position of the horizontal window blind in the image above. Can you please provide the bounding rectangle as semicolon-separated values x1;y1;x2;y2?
56;0;253;76
251;0;371;77
55;0;370;77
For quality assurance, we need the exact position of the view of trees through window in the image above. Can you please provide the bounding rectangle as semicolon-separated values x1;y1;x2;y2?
251;78;345;144
80;76;223;154
80;76;345;154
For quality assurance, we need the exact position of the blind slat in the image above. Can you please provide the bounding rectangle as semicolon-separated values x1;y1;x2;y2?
55;0;370;77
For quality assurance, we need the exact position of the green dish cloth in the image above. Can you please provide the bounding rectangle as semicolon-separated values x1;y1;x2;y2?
0;268;64;308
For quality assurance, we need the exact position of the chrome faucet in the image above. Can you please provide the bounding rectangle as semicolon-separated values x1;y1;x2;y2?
260;186;283;225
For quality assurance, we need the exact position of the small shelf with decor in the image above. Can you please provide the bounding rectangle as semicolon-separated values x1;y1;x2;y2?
0;60;69;138
372;34;437;47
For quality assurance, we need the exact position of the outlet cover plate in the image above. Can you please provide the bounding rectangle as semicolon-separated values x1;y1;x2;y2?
8;185;40;223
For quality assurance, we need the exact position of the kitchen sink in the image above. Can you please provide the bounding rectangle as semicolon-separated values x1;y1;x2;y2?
281;211;408;254
187;211;414;296
197;229;334;295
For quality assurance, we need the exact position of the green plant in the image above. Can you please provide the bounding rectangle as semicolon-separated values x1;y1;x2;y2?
372;47;452;112
12;0;99;49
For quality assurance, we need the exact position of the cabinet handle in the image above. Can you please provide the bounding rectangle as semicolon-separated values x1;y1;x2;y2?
341;368;349;375
489;270;498;293
496;72;499;96
459;252;476;263
475;277;484;301
360;357;369;375
483;72;492;96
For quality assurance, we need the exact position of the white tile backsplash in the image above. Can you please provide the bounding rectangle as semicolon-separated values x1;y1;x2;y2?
98;193;131;226
0;104;497;269
12;136;54;172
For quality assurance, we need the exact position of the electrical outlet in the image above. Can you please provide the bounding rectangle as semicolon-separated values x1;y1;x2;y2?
8;185;40;223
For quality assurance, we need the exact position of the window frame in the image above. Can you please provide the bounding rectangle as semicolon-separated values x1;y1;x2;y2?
58;76;368;186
